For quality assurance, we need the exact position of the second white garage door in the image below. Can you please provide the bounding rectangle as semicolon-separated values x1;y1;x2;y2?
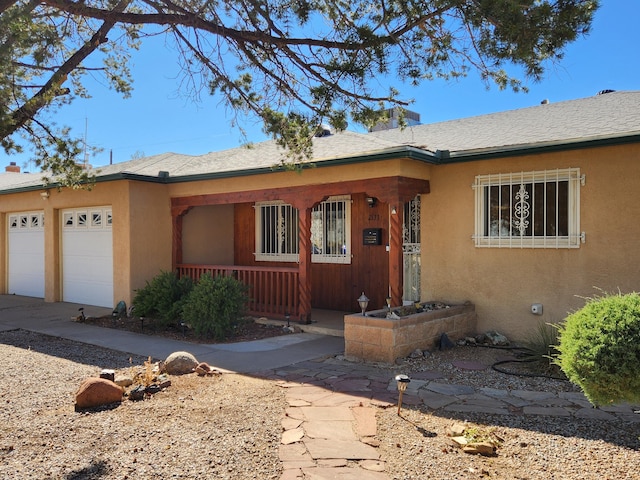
62;207;113;308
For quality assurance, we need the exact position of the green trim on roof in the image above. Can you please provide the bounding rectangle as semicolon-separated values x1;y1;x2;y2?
1;132;640;195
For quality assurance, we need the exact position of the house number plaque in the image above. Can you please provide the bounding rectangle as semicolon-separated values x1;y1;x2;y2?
363;228;382;245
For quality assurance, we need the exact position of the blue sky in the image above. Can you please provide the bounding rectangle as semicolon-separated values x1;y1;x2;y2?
3;0;639;170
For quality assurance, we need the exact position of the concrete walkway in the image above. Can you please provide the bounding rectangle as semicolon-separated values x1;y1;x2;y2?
1;295;638;480
0;295;344;373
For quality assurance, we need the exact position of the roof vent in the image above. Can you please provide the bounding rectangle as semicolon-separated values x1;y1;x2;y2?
540;99;549;105
158;170;170;178
597;89;616;95
315;124;333;137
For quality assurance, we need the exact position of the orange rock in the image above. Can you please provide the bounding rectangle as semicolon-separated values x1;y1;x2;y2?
75;377;124;410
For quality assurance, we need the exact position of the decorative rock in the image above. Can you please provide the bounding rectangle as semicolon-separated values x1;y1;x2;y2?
439;333;455;350
99;369;115;382
75;377;124;410
485;331;509;346
462;442;497;456
128;385;146;401
156;374;172;389
194;362;218;376
114;375;134;387
163;351;199;375
409;348;423;359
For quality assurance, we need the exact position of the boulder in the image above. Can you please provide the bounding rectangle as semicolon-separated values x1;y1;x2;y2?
75;377;124;410
163;351;199;375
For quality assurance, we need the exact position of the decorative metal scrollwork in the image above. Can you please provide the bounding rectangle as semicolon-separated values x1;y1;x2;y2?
513;184;530;235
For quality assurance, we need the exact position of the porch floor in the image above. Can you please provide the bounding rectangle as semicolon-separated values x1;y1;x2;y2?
255;309;347;337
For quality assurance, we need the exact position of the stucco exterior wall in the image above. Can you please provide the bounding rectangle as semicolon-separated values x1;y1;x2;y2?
421;143;640;341
126;181;172;303
182;204;234;264
0;182;132;303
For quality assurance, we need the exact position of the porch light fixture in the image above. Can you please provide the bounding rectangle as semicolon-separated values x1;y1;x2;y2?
357;292;369;316
40;190;50;200
395;374;411;415
366;197;376;207
391;206;397;215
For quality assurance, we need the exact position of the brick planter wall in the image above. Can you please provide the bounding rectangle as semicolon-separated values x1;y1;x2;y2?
344;303;477;364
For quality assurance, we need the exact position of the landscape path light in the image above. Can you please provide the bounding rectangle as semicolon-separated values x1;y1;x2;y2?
395;374;411;415
357;292;369;316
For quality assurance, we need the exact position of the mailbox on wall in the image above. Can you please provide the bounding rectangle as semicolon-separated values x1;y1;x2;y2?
363;228;383;245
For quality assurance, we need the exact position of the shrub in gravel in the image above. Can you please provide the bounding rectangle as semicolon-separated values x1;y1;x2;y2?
181;273;249;340
555;291;640;406
132;271;193;326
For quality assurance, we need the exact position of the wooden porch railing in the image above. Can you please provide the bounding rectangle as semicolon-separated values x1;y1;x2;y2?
176;264;300;319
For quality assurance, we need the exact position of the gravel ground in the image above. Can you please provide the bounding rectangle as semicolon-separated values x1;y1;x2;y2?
0;329;284;480
1;329;638;480
379;346;640;480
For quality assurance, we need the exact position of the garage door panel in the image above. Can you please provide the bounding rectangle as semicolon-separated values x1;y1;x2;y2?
8;211;44;298
62;207;113;308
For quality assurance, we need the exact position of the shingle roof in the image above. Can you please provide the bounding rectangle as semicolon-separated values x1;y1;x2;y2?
1;90;639;192
93;130;401;178
369;90;640;153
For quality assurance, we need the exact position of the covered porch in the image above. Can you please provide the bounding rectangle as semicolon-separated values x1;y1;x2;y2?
171;176;429;324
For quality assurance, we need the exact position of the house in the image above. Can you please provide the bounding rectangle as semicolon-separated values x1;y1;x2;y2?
1;90;639;340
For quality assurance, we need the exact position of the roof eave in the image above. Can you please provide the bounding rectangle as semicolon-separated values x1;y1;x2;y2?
436;132;640;164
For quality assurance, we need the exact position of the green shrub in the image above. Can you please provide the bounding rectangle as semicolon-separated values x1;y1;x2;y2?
132;271;193;325
181;273;249;340
555;292;640;406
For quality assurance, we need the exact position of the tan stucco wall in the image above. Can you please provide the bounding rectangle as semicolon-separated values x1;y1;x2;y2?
182;205;234;264
126;182;172;303
0;180;171;307
421;143;640;341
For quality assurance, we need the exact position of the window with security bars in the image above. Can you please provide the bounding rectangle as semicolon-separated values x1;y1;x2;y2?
473;168;583;248
255;202;299;261
311;196;351;264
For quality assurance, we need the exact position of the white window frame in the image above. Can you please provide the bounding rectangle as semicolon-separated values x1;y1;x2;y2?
473;168;584;248
254;201;299;262
311;195;352;264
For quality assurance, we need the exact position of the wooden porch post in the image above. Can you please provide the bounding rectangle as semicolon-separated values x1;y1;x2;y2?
171;206;191;270
297;206;312;324
388;202;404;308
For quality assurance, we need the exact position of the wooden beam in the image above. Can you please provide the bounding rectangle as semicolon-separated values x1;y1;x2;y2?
170;176;430;209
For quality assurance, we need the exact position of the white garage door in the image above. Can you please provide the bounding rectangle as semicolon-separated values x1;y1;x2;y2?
7;212;45;298
62;207;113;308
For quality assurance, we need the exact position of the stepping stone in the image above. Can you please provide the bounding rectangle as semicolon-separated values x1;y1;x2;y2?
287;385;334;403
300;406;354;421
410;370;446;380
304;421;357;441
426;382;475;396
303;439;380;460
282;417;303;430
301;466;390;479
418;390;457;409
282;427;305;445
331;379;371;392
352;406;377;437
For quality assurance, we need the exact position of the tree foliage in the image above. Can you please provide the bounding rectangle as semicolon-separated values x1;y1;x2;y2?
1;0;599;186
